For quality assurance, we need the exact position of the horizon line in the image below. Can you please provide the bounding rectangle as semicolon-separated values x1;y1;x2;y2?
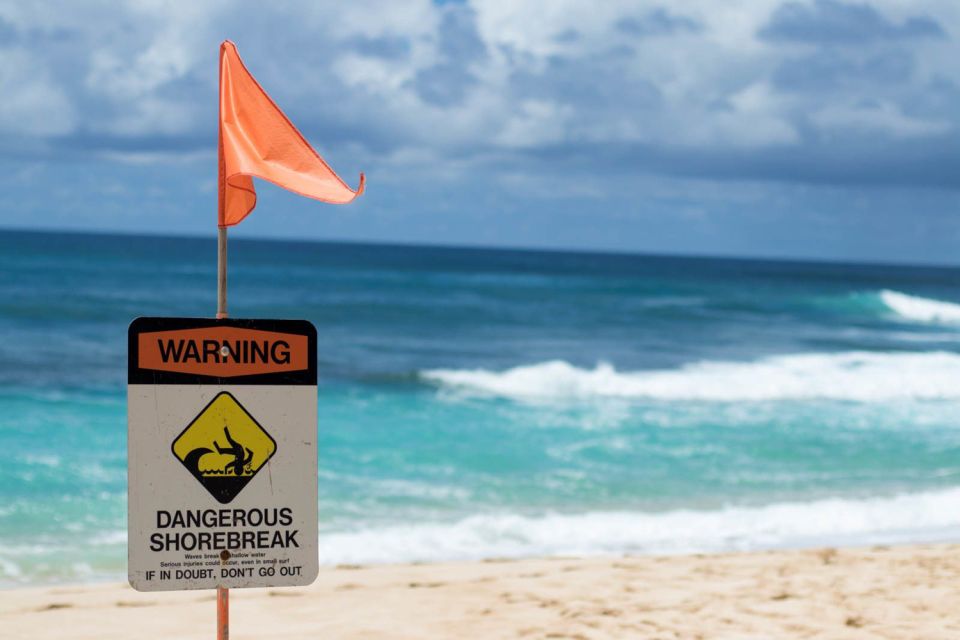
1;224;957;272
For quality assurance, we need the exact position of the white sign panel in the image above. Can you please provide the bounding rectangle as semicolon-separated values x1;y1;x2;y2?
128;318;318;591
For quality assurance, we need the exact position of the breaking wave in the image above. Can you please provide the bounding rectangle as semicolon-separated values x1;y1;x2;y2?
423;351;960;402
318;487;960;564
879;290;960;325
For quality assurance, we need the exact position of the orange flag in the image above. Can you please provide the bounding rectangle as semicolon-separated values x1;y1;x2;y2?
218;40;364;227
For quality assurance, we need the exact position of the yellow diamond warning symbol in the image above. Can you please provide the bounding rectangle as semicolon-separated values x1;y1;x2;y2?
171;392;277;504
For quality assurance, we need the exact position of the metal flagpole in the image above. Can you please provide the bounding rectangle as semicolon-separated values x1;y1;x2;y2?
218;550;230;640
217;227;228;320
217;228;229;640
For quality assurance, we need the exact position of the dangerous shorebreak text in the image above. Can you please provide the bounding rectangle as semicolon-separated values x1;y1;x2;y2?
149;507;300;552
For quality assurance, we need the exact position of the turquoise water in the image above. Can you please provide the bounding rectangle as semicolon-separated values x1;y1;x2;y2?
3;230;960;585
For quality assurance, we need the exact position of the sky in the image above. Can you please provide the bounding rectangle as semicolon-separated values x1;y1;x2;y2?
0;0;959;264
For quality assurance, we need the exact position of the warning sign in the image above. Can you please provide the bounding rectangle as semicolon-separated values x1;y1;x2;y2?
128;317;318;592
172;392;277;504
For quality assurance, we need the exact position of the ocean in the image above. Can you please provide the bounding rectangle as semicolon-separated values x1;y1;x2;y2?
2;229;960;586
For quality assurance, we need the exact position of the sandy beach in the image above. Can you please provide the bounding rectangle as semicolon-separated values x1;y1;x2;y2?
4;1;960;637
3;543;958;639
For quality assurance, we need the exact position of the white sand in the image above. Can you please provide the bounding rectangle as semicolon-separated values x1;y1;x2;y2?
3;544;959;639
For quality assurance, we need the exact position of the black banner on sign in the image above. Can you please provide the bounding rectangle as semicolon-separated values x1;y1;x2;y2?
128;317;317;386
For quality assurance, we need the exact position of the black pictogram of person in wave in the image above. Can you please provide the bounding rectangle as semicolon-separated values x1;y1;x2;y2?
182;427;253;476
180;426;260;503
214;427;254;476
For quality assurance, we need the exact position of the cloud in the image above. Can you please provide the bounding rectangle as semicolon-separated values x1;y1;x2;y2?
810;101;951;139
759;0;946;44
0;48;75;136
412;4;487;107
0;0;957;192
772;49;915;92
615;9;701;36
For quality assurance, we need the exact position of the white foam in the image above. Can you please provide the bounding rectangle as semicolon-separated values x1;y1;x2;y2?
318;487;960;565
880;290;960;325
0;557;22;579
90;530;127;546
423;351;960;402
